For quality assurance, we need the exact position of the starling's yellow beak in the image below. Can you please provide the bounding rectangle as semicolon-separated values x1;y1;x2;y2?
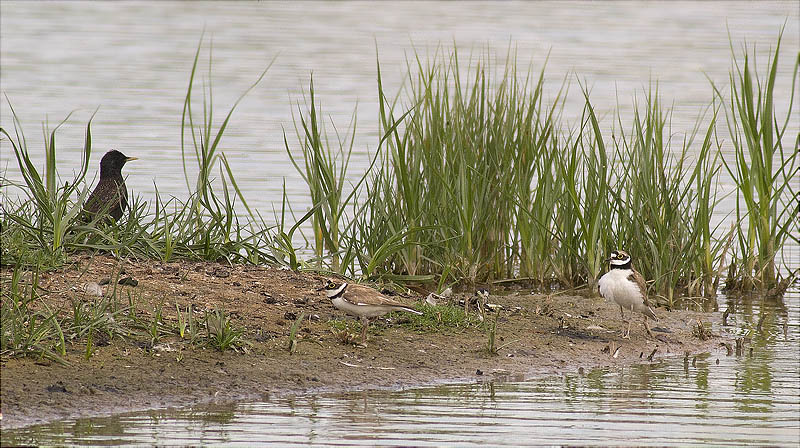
126;156;138;162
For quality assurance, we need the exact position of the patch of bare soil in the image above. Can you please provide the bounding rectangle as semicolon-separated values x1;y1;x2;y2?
0;255;724;429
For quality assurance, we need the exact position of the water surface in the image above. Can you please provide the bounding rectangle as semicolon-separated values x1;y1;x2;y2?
3;291;798;446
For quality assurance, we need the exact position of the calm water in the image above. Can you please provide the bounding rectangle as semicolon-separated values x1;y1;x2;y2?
1;2;799;445
3;291;799;446
1;1;797;217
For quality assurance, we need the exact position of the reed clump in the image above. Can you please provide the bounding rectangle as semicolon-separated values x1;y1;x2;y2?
2;31;796;330
289;31;796;304
605;88;724;305
368;51;541;284
289;49;746;308
712;29;799;291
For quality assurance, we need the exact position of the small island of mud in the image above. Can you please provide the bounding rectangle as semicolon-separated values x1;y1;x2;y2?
0;254;724;429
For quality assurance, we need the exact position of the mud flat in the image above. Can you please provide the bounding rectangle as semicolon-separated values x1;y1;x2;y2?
0;255;723;429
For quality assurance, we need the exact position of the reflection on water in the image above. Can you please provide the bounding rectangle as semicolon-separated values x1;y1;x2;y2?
4;291;798;446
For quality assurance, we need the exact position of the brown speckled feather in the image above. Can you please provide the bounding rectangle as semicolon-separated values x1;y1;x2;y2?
85;177;128;221
628;269;657;319
627;270;648;304
340;285;417;311
84;150;135;222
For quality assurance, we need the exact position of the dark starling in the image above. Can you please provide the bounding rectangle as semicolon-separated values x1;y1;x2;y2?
84;150;137;221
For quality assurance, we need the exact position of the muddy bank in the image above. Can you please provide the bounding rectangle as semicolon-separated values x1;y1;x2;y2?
0;255;724;429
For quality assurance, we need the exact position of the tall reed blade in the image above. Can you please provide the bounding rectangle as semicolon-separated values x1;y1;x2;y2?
713;28;799;290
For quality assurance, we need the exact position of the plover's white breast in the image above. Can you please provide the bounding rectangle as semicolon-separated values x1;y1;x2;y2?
599;269;643;311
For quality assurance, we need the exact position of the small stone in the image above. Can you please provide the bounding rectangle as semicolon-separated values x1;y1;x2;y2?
476;369;483;375
208;268;230;278
46;382;68;393
118;277;138;287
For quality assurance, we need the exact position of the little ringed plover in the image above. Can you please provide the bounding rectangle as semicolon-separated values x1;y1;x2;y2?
321;280;422;346
598;250;657;338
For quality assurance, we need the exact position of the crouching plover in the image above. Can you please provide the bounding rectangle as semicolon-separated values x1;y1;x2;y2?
321;280;422;346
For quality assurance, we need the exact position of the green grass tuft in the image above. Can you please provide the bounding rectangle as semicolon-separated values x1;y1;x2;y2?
713;27;799;291
396;303;480;333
